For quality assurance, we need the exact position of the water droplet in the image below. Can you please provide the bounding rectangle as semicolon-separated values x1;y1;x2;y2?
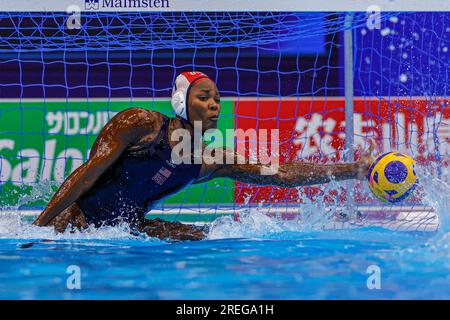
399;74;408;83
380;28;391;36
389;16;399;23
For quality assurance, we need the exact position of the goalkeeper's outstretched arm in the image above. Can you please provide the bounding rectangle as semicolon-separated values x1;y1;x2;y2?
197;141;375;187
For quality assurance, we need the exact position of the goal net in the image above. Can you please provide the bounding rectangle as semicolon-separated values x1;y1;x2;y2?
0;11;448;231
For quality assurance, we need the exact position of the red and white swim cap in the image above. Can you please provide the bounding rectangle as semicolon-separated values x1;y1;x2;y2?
171;71;213;121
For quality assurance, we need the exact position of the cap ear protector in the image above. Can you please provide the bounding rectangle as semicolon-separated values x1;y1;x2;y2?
171;71;212;122
171;90;187;120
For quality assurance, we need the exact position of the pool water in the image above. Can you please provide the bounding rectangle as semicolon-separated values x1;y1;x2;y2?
0;170;449;300
0;228;449;299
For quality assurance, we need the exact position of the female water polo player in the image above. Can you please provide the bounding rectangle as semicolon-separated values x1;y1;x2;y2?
34;71;374;241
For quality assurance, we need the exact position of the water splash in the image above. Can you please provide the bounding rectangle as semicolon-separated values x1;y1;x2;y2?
15;180;58;208
208;178;350;240
0;210;155;241
0;179;160;241
0;164;448;243
417;165;450;232
208;165;450;240
410;165;450;263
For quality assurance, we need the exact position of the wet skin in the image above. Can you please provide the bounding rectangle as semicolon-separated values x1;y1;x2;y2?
34;79;374;241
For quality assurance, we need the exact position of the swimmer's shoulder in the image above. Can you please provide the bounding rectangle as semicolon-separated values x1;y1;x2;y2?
91;108;166;151
106;108;164;135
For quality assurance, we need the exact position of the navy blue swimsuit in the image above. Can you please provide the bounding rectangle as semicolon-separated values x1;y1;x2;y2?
76;115;202;227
